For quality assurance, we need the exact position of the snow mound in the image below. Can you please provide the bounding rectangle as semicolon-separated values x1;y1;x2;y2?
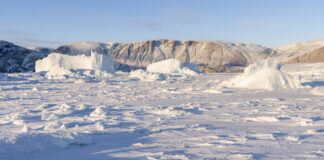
147;59;198;75
220;59;302;90
36;51;114;73
0;131;91;155
129;70;167;81
311;86;324;96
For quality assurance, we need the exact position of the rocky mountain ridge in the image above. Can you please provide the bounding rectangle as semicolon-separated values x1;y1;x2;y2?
2;39;324;73
53;40;276;72
284;47;324;64
0;40;49;73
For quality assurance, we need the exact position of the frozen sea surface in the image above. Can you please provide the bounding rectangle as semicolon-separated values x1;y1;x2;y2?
0;63;323;160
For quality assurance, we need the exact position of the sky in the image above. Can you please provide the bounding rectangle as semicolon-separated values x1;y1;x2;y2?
1;0;324;47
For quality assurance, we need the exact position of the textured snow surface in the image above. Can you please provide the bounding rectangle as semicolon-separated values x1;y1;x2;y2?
0;63;323;160
146;59;198;75
221;59;302;90
129;70;167;82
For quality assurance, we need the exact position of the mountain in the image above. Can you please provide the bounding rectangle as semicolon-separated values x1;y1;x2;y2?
53;42;118;56
2;39;324;73
273;39;324;61
284;47;324;64
0;40;49;73
53;40;275;72
26;46;53;54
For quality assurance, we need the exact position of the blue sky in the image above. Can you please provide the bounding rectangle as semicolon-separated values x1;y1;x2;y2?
1;0;324;47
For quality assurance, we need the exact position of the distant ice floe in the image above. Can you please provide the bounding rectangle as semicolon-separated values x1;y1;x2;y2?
220;59;302;90
129;59;199;81
35;51;114;80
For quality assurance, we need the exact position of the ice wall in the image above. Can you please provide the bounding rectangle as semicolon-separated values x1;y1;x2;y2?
35;51;114;73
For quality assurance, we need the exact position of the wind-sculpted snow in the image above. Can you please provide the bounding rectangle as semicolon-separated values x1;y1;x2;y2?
129;70;168;82
0;54;324;159
221;59;302;90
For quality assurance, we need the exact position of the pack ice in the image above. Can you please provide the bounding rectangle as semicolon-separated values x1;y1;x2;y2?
221;59;302;90
35;51;114;79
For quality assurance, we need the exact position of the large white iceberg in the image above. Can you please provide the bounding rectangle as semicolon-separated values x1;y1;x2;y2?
220;59;302;90
146;59;198;75
36;51;114;73
129;59;199;81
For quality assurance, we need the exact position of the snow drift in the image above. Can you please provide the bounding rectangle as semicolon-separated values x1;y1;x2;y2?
146;59;198;75
220;59;302;90
129;70;167;82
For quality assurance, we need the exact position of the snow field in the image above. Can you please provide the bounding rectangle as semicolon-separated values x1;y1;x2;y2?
0;61;323;159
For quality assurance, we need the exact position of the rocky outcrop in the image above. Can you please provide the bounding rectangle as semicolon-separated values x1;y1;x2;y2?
0;40;49;73
53;40;275;72
53;42;118;56
284;47;324;64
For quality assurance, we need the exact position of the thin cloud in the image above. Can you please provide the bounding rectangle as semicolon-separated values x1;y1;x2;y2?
238;20;268;30
130;20;161;31
167;8;201;25
0;29;63;47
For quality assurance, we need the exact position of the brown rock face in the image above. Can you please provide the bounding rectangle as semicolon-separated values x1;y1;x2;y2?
52;40;276;72
284;47;324;64
109;40;275;71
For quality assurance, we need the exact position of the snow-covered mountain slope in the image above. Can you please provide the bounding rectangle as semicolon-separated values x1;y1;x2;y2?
284;47;324;64
54;40;275;72
273;39;324;61
0;40;49;73
54;42;118;56
26;46;53;55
